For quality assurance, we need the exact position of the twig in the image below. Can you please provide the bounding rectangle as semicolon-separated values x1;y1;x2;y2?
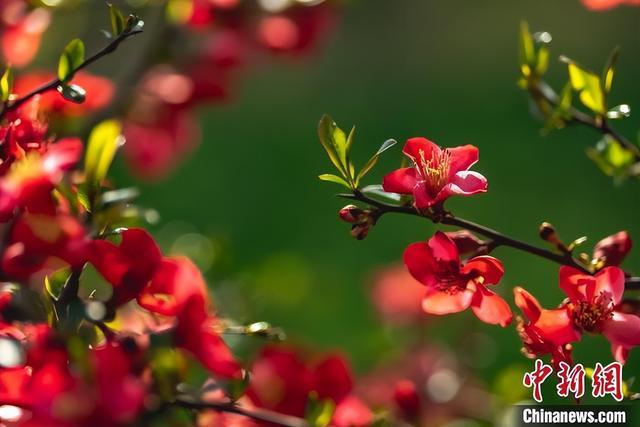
173;397;309;427
342;191;640;290
529;81;640;160
0;28;143;119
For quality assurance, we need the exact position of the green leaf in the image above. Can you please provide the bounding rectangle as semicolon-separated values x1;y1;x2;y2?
536;46;549;75
543;83;572;132
519;21;535;69
57;84;86;103
361;184;402;203
317;115;353;182
563;57;605;115
356;139;397;185
318;173;351;188
603;46;619;95
85;120;123;189
586;136;635;182
305;394;336;427
0;67;13;102
108;3;126;36
607;104;630;120
58;39;85;83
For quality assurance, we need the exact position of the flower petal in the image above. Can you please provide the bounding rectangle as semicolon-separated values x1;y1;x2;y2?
595;266;625;305
447;171;488;195
402;137;441;163
535;307;581;346
382;167;417;195
559;266;625;305
462;255;504;285
514;287;542;322
559;266;592;303
470;284;512;326
447;144;479;175
593;231;632;267
602;311;640;364
421;287;473;315
403;242;438;287
428;231;460;264
412;180;438;209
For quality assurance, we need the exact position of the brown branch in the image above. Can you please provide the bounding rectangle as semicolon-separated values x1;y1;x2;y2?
529;81;640;160
0;27;143;120
342;191;640;291
173;398;309;427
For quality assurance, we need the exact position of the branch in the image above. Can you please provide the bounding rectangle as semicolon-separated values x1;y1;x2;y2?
529;81;640;160
342;191;640;290
173;398;309;427
0;28;143;119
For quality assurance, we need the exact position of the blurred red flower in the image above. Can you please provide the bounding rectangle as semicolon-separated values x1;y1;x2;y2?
370;264;426;326
383;137;487;210
403;231;512;326
582;0;640;10
0;2;50;68
247;346;372;426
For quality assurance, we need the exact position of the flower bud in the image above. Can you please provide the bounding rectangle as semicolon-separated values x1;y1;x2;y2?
350;223;370;240
393;379;421;419
445;230;486;256
593;231;632;267
339;205;364;223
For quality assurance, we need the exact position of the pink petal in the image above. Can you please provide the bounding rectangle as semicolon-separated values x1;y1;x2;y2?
447;171;488;195
462;256;504;285
402;137;441;163
470;284;512;327
559;266;625;305
403;242;438;287
514;287;542;322
382;167;417;195
447;144;479;175
422;287;473;315
602;312;640;364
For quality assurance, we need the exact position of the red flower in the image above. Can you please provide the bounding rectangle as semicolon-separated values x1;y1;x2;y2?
0;3;50;68
91;229;241;379
382;137;487;210
246;346;371;425
592;231;632;268
582;0;640;10
370;264;426;326
13;72;114;117
560;266;640;364
2;212;89;279
514;286;579;368
403;231;512;326
0;138;82;220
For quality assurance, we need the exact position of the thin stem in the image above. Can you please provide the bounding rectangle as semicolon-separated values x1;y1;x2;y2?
0;28;143;119
343;191;640;290
55;268;83;307
529;81;640;160
173;398;309;427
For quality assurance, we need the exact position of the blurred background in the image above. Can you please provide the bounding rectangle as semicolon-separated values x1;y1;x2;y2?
17;0;640;419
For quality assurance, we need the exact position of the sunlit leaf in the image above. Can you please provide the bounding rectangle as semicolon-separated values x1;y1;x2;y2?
356;139;398;185
536;46;549;75
317;115;353;183
543;83;572;132
108;3;126;36
519;21;535;69
0;67;13;102
603;46;619;95
563;57;605;115
318;173;351;188
85;120;123;189
306;394;336;427
58;39;85;83
586;136;635;182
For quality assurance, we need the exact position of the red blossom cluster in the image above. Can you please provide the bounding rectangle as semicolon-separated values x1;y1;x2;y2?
122;0;336;180
327;127;640;384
